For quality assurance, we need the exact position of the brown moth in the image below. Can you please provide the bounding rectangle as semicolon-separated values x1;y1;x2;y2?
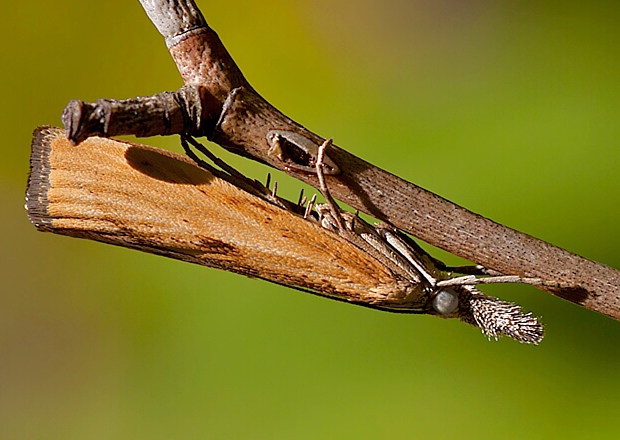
26;126;544;343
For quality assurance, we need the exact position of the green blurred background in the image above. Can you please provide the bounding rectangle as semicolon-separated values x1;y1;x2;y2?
2;0;619;438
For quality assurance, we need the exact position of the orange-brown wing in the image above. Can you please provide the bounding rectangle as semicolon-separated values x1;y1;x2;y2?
27;127;419;308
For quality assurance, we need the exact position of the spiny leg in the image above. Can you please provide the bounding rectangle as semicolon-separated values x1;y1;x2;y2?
315;139;344;230
271;181;278;197
304;194;317;219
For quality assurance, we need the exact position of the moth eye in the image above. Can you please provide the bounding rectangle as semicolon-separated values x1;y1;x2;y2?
432;288;459;315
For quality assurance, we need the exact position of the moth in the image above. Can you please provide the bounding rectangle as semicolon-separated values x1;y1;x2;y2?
26;126;544;343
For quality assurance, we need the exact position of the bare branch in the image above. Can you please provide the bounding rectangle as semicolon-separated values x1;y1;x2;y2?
60;0;620;320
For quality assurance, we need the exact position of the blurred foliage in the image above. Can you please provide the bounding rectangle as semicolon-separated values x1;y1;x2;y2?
1;0;619;439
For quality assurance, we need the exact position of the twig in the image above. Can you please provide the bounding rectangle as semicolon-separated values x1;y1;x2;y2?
60;0;620;320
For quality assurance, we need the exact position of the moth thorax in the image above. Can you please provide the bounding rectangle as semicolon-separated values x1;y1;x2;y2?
432;288;459;315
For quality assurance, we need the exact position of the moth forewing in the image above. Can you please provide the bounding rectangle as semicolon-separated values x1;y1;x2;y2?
26;127;427;311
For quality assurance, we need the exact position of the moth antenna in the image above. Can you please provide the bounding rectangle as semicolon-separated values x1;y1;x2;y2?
459;289;544;344
305;194;317;219
265;173;271;189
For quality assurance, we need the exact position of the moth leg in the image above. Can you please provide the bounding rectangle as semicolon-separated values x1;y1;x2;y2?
315;139;344;230
181;135;260;193
181;135;249;183
180;135;219;174
181;135;294;211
